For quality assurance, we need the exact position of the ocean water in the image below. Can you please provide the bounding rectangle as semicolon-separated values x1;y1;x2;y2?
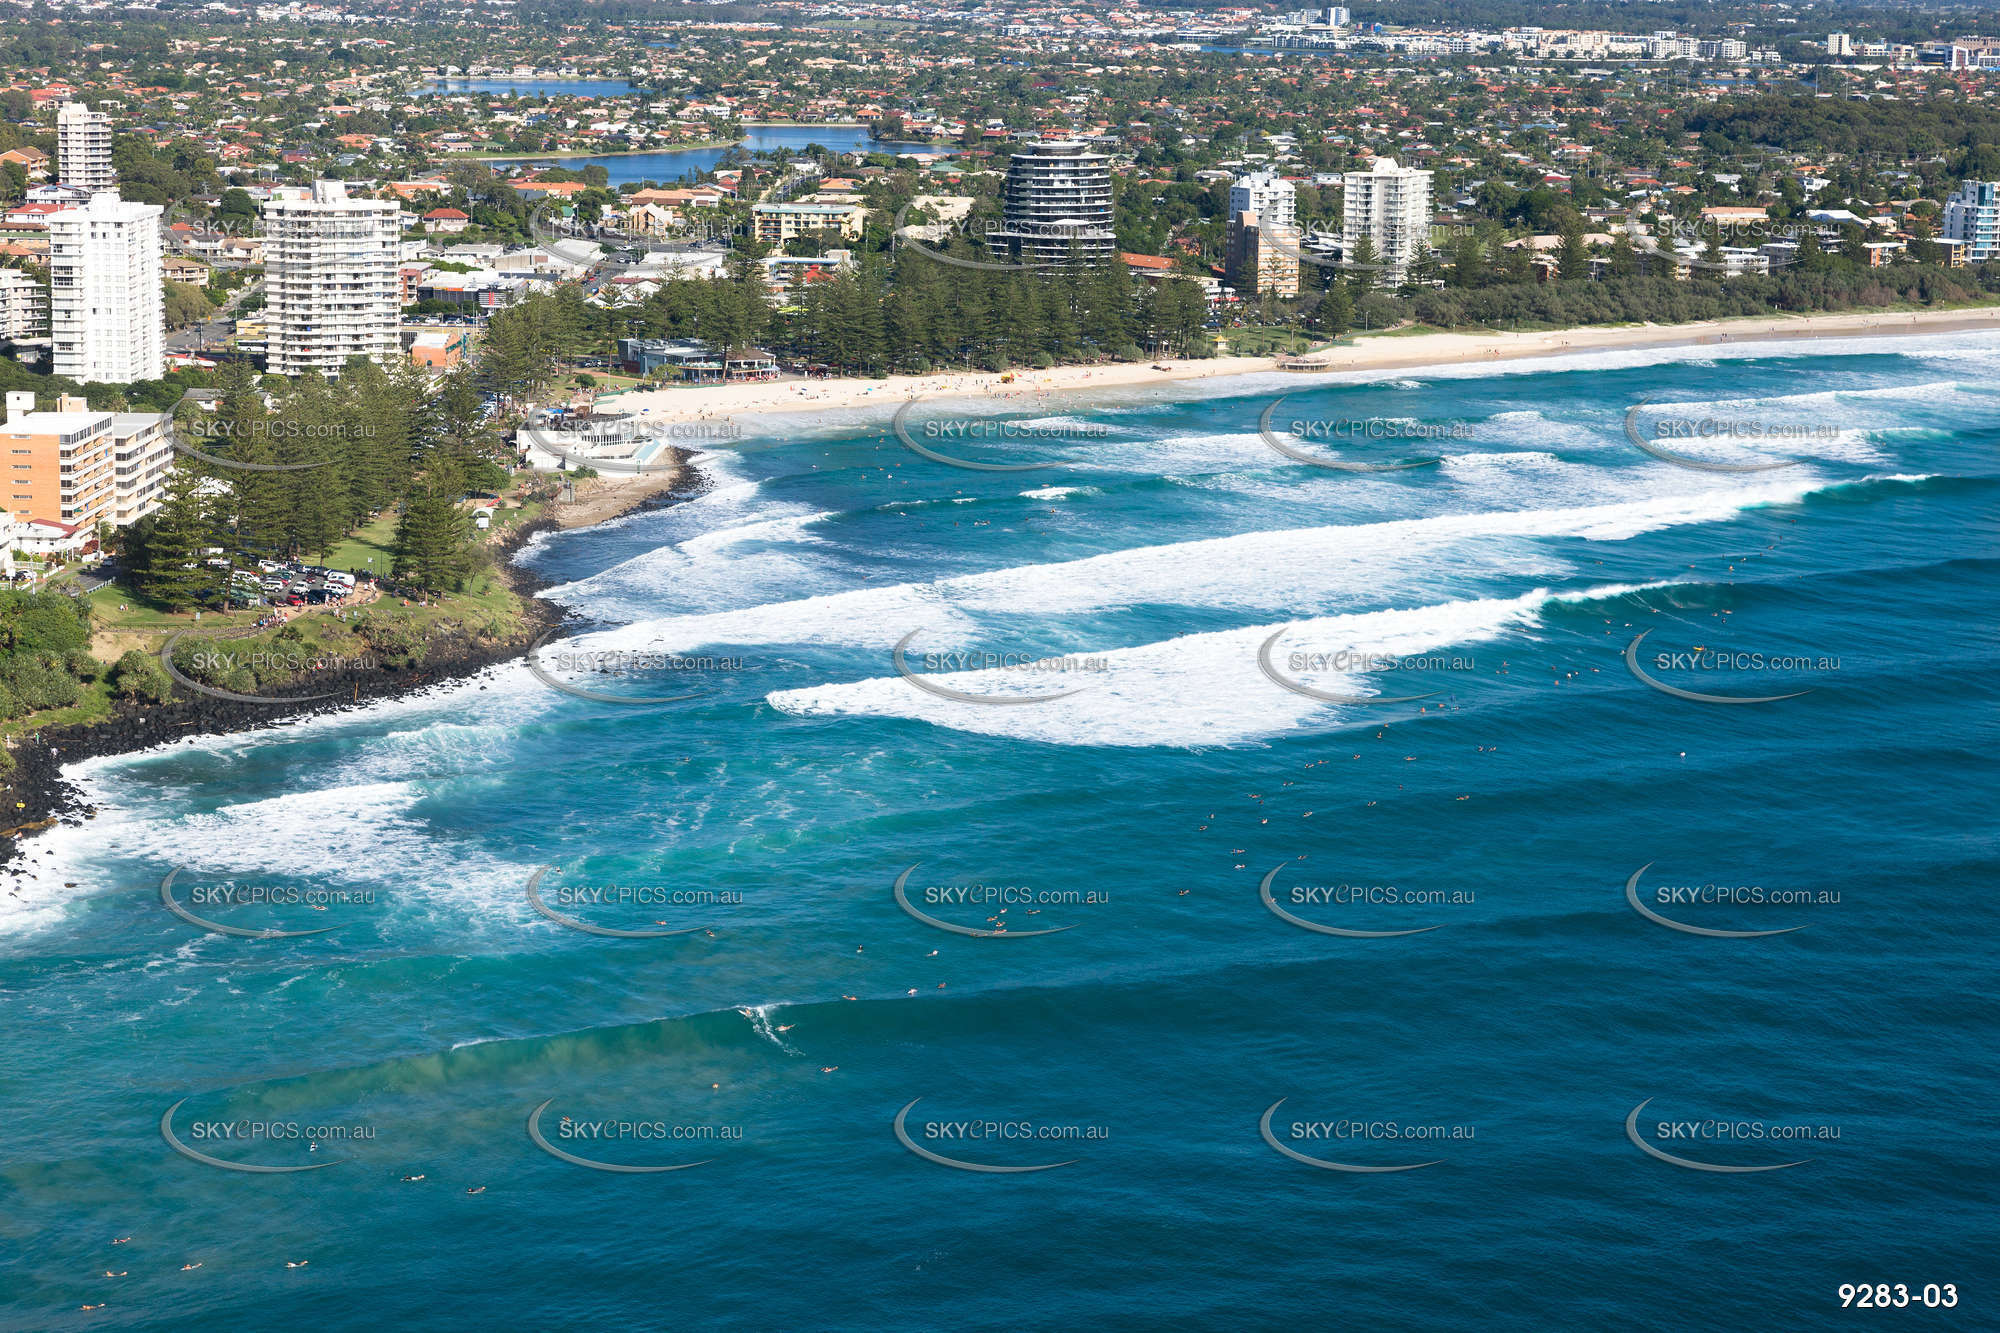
4;335;1996;1330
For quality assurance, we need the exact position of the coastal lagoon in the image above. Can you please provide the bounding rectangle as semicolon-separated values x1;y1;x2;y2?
7;335;1995;1327
532;126;937;186
418;88;937;185
419;77;642;98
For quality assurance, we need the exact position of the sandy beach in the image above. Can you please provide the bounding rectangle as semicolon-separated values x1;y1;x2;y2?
597;305;2000;427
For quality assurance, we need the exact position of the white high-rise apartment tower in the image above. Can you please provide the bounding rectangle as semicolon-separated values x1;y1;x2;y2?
262;181;402;377
56;102;116;194
1941;180;2000;262
1342;157;1433;278
1229;170;1297;231
49;193;164;384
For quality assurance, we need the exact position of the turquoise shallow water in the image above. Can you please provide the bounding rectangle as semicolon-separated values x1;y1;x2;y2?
3;334;1996;1330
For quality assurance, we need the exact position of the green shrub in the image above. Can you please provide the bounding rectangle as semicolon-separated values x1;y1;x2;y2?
0;591;91;656
0;654;80;712
110;649;174;703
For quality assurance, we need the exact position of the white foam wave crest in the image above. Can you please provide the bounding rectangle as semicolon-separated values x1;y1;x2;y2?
1335;328;2000;386
44;659;555;792
1623;381;1998;465
583;582;987;655
765;581;1669;748
1480;409;1615;456
1440;449;1568;472
847;329;2000;436
676;509;835;555
587;475;1825;655
738;1004;802;1055
12;778;538;939
543;487;846;619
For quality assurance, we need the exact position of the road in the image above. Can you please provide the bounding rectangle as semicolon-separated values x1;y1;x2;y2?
166;276;263;354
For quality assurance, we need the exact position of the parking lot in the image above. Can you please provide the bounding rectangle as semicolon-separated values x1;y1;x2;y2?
224;559;370;619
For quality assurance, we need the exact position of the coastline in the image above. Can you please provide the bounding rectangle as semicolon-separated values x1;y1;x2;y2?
0;453;705;874
599;305;2000;426
12;302;1996;867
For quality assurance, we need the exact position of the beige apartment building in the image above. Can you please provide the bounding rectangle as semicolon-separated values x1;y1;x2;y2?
56;101;115;195
1;391;175;531
0;269;47;340
750;202;869;245
1227;211;1302;298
